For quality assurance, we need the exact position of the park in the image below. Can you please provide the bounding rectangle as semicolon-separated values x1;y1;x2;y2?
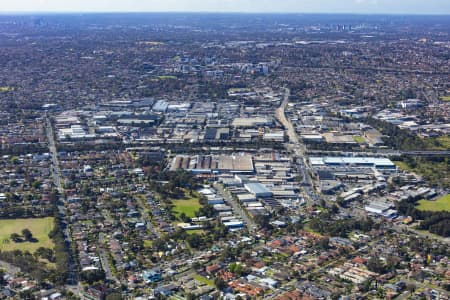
0;217;54;253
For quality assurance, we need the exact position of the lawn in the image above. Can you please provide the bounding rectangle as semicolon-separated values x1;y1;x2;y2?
143;240;153;248
0;86;15;92
435;135;450;150
393;161;413;172
186;229;205;235
171;190;203;219
193;274;214;286
157;76;177;80
0;217;54;253
440;96;450;102
416;194;450;212
172;197;202;219
353;136;366;143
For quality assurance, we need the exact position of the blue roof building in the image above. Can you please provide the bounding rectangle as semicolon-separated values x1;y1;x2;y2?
143;269;162;283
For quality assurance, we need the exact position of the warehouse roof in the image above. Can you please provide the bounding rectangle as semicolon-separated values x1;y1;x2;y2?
310;157;395;168
244;182;273;196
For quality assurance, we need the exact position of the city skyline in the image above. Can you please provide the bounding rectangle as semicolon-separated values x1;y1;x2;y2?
1;0;450;15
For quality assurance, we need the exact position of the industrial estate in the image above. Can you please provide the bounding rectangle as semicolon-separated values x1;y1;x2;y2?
0;12;448;300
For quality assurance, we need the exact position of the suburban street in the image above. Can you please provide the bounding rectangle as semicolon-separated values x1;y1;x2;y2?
98;233;119;284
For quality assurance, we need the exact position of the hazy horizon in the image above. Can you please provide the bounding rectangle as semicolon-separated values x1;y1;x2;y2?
0;0;449;15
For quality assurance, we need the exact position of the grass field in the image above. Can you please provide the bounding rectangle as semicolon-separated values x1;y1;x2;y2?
440;96;450;102
0;217;54;253
416;194;450;212
172;196;202;219
353;136;366;143
170;189;203;219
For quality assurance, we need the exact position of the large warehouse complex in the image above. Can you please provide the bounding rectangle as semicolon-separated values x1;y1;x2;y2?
309;157;396;170
171;154;254;174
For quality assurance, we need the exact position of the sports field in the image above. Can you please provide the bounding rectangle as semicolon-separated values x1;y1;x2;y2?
0;217;54;252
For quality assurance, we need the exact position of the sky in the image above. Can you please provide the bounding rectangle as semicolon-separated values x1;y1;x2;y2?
0;0;449;15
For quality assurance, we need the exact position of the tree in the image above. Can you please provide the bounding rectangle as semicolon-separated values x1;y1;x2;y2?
197;204;216;218
221;247;233;260
330;204;339;214
367;256;386;274
185;293;195;300
10;233;22;243
214;277;227;290
317;237;330;250
386;255;400;271
35;247;55;262
152;238;168;252
443;282;450;292
406;282;416;294
229;262;246;277
80;269;106;284
179;212;190;223
19;289;34;300
32;181;42;189
106;292;123;300
359;279;373;293
186;234;203;248
22;228;33;241
254;214;272;230
0;269;5;286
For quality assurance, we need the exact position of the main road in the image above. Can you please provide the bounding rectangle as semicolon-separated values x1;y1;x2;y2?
275;88;318;206
46;116;80;291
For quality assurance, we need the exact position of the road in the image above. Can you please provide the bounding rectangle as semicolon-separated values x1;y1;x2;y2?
275;88;298;145
282;65;450;76
137;195;160;237
394;224;450;245
46;117;64;196
213;183;257;232
46;117;80;292
275;88;318;206
307;149;450;157
98;233;119;284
